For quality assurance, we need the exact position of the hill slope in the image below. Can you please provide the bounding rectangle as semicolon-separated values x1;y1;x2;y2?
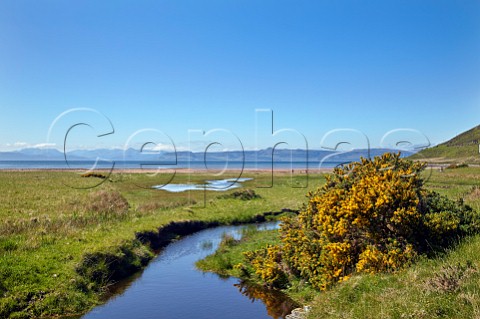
411;125;480;163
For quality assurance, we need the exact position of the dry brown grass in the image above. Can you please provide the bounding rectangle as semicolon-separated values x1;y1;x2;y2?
425;262;477;293
85;190;129;217
136;198;197;213
465;186;480;202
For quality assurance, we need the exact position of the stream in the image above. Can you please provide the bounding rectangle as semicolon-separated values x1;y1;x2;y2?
81;222;298;319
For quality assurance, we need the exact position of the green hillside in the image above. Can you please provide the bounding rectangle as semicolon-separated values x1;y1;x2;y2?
411;125;480;163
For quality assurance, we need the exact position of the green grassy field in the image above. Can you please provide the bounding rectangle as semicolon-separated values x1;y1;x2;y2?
196;167;480;319
0;170;320;318
3;167;480;318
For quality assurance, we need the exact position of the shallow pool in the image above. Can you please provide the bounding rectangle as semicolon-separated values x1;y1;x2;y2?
153;177;253;192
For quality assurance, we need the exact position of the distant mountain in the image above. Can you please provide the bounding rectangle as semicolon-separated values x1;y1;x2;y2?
0;147;414;164
410;125;480;163
0;148;83;160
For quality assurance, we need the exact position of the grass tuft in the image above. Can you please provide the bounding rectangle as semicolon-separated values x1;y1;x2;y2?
85;190;129;217
218;189;262;200
424;262;477;294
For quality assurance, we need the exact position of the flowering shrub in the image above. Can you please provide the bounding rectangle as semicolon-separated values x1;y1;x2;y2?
243;245;288;288
245;153;479;290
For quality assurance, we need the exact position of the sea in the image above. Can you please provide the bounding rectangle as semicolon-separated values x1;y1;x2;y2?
0;160;345;170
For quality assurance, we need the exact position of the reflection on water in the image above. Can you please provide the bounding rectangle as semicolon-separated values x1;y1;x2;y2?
235;281;300;319
153;178;253;192
80;222;298;319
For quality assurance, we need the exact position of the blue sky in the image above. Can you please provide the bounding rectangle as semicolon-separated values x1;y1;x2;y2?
0;0;479;152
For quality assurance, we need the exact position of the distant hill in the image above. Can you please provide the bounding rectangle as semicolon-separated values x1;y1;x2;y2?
0;148;85;161
0;147;413;164
411;125;480;163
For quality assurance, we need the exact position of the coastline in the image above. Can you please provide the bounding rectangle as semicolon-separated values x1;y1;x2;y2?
0;167;333;174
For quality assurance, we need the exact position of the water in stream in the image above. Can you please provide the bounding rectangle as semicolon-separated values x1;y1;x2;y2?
81;222;298;319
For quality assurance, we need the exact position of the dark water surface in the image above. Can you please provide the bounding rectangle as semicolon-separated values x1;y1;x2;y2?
81;222;298;319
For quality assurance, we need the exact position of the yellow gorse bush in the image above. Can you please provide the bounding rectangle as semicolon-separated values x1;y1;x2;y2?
243;244;288;288
243;153;479;290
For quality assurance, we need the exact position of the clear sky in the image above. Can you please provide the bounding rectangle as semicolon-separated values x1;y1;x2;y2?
1;0;479;152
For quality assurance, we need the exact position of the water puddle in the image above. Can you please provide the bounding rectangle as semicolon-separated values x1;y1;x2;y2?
153;178;253;192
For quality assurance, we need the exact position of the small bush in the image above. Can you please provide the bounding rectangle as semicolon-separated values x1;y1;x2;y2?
81;172;107;179
219;189;261;201
220;233;238;248
446;163;469;169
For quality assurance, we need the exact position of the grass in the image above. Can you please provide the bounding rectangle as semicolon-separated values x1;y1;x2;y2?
410;144;480;164
423;167;480;212
410;124;480;164
196;166;480;319
0;170;322;318
196;228;282;278
307;236;480;319
411;126;480;164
